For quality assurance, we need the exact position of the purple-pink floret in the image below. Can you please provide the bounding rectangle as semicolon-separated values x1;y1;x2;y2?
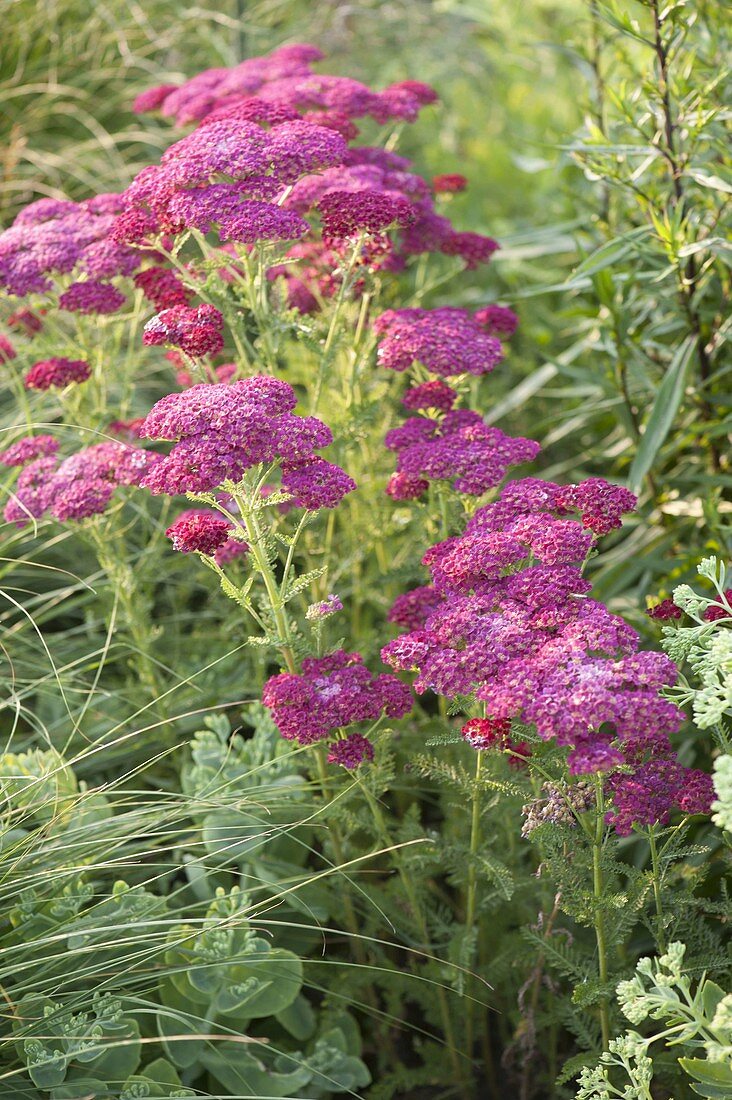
280;456;356;510
0;335;17;361
318;190;414;240
473;305;519;337
388;585;444;631
0;193;139;298
262;649;412;746
402;380;458;414
131;44;436;128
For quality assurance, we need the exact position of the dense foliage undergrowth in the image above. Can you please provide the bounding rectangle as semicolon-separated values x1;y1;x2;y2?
0;2;729;1098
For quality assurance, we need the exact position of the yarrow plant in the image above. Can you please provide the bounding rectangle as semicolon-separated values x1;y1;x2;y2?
0;26;727;1100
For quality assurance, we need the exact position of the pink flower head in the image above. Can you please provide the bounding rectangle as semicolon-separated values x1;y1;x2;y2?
318;190;415;241
108;418;146;441
704;590;732;622
432;174;468;193
58;279;126;315
386;413;540;498
166;509;232;554
7;309;43;335
327;733;375;768
3;455;58;525
0;192;137;297
374;307;504;378
440;230;499;269
474;304;519;338
134;267;193;310
385;471;430;501
383;475;685;776
0;434;59;467
213;536;249;566
402;380;458;414
139;376;351;499
280;456;357;510
263;649;412;746
143;304;225;358
217;201;309;244
4;441;156;526
607;759;715;836
0;335;17;362
461;716;511;750
24;357;91;390
371;80;438;123
647;598;682;621
553;478;637;535
388;585;444;631
132;84;178;113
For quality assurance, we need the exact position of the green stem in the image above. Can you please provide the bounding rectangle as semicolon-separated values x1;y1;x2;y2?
311;238;363;414
87;524;163;704
463;750;497;1096
592;777;611;1050
239;504;296;673
648;827;667;952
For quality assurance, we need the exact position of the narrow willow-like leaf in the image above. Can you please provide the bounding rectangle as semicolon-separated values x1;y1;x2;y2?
627;336;696;495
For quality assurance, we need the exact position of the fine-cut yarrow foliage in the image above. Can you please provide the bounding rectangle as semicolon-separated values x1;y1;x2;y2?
0;3;729;1099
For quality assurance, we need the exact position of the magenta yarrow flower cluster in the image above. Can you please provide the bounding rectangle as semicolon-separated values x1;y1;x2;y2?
138;374;355;508
283;147;497;272
3;441;156;526
432;174;468;194
115;116;345;247
114;47;497;325
24;357;91;391
143;304;225;358
7;309;43;335
0;434;59;467
133;267;192;310
383;480;658;758
385;410;540;499
132;43;436;128
0;335;17;362
402;380;458;414
0;193;140;299
58;278;127;315
262;649;412;765
374;307;505;377
382;476;713;830
165;507;249;566
606;759;714;836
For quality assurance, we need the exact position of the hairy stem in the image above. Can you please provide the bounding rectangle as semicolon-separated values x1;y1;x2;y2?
239;505;297;673
593;777;611;1050
648;827;667;952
